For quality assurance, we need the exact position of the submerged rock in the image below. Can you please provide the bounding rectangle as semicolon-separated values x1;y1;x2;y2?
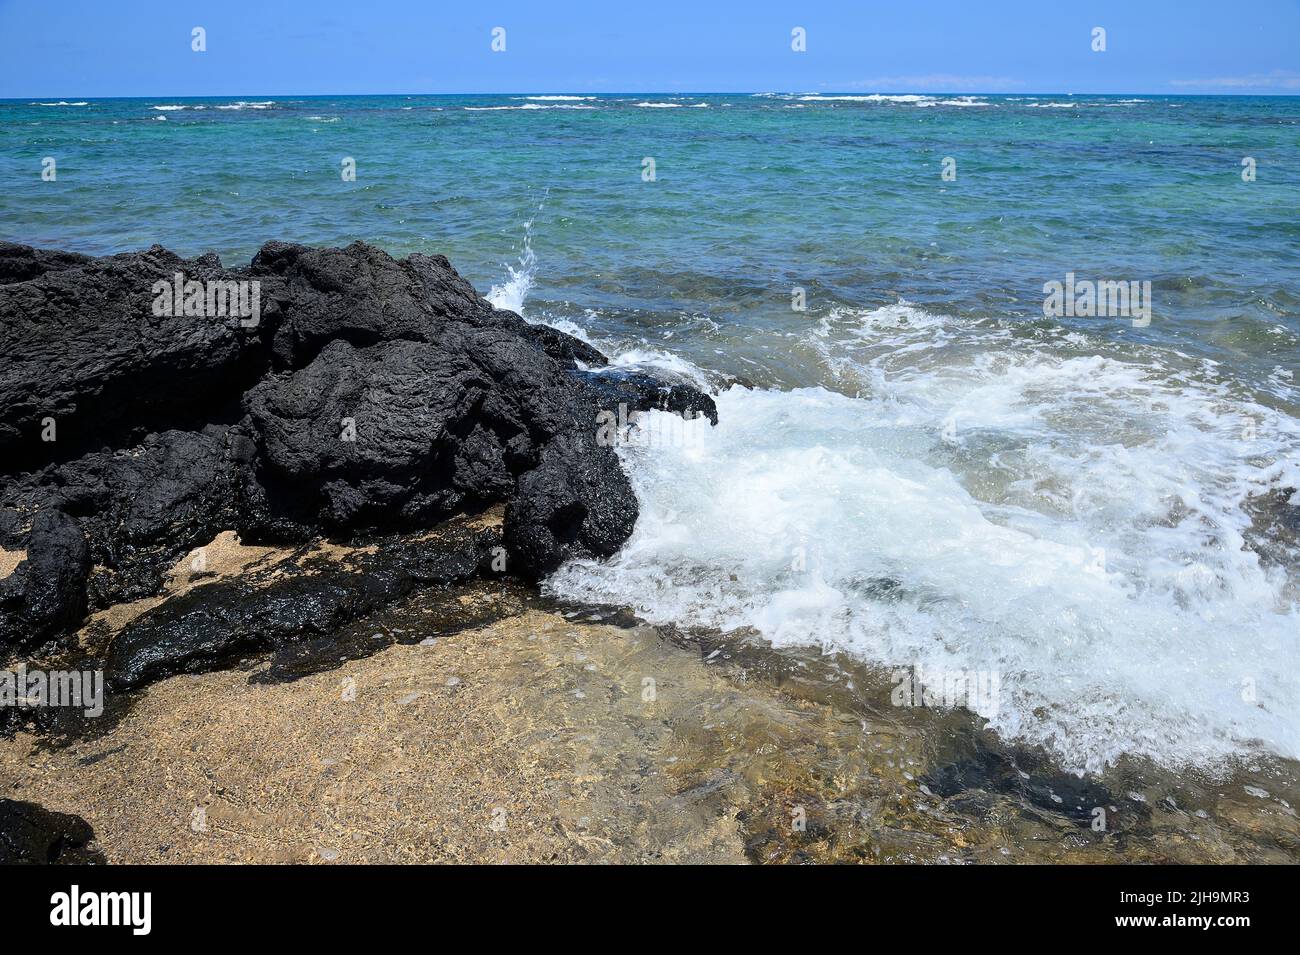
920;734;1118;824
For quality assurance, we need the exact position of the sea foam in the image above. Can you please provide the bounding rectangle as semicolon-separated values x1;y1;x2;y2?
545;301;1300;775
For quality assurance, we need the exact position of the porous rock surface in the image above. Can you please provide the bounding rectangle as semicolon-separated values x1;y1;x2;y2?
0;240;716;672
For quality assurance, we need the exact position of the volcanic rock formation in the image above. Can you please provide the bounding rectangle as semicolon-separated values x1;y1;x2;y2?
0;240;715;684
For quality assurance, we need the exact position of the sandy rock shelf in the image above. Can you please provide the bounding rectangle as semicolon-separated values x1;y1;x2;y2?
7;594;1299;864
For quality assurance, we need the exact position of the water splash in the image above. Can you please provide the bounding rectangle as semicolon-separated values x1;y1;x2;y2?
487;193;548;315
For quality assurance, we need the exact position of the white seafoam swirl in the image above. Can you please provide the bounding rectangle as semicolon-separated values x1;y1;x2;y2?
539;298;1300;775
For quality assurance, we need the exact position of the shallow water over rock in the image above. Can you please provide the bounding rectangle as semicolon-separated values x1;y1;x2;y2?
6;582;1296;863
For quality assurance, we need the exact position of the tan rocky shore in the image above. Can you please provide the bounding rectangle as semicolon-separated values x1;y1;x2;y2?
4;524;1299;864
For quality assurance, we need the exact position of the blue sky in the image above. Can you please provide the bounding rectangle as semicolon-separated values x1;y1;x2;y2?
1;0;1298;98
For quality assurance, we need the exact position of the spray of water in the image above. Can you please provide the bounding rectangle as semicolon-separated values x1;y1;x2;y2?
487;192;547;315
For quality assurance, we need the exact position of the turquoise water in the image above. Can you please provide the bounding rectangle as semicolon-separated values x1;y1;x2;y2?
2;93;1298;387
4;92;1300;772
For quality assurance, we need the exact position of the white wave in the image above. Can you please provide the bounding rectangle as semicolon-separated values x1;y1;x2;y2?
598;346;713;388
799;94;933;103
630;100;709;108
216;100;277;110
1025;102;1078;108
151;105;187;111
465;103;595;111
34;101;88;106
486;247;534;314
522;95;596;101
548;302;1300;775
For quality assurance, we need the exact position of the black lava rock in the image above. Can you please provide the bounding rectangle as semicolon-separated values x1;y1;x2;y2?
577;368;719;425
0;508;90;649
3;427;245;614
0;244;272;473
0;798;104;864
0;240;717;663
106;516;500;691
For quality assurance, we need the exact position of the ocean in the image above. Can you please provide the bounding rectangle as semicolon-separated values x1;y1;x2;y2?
3;92;1299;774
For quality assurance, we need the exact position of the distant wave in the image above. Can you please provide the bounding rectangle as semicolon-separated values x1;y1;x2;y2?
767;93;993;107
150;101;281;113
466;103;596;111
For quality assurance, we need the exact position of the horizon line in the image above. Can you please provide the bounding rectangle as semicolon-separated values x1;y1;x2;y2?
6;90;1300;101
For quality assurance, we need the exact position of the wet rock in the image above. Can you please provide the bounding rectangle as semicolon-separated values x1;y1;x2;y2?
0;798;104;864
520;323;609;369
106;515;501;691
250;578;532;684
577;368;719;425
